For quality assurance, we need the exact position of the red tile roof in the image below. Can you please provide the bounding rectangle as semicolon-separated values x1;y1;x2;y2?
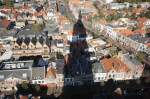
118;29;134;37
132;8;144;14
1;19;10;28
137;17;148;23
146;43;150;47
46;68;56;78
137;17;148;29
101;58;129;72
133;29;146;35
20;95;28;99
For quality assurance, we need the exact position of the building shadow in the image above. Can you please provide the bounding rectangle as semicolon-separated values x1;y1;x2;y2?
57;11;150;99
61;11;94;99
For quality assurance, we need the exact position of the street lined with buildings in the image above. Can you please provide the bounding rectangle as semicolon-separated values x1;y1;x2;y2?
0;0;150;99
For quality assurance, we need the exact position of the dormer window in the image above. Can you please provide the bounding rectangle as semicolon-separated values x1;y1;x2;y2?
44;46;48;49
22;45;26;49
21;42;27;49
22;73;27;79
14;46;19;49
35;41;42;49
28;42;35;49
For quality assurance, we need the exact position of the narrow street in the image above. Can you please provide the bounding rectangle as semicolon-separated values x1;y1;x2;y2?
61;0;150;66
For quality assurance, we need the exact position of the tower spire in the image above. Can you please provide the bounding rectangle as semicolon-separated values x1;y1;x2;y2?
78;10;82;20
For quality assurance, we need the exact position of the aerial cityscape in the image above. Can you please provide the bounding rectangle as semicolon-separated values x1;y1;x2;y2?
0;0;150;99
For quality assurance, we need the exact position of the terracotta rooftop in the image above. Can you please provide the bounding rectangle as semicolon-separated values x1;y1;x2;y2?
34;10;47;17
132;8;144;14
69;0;97;15
0;44;4;49
133;29;146;35
46;68;57;78
1;19;10;28
98;19;107;25
58;15;71;25
137;17;148;29
69;0;95;8
101;58;129;73
20;95;28;99
69;0;80;4
137;17;148;23
118;29;134;37
146;43;150;47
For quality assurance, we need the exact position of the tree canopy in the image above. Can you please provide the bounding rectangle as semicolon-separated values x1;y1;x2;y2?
136;51;148;63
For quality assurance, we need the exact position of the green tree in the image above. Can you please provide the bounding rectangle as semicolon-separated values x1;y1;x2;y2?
106;14;121;22
109;46;119;56
57;52;64;59
18;82;31;95
144;10;150;19
31;23;44;32
21;82;29;90
0;0;3;6
136;51;148;62
5;0;14;8
32;84;41;96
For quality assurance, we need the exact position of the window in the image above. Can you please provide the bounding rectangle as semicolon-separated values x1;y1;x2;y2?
65;79;67;82
23;45;26;49
109;75;111;78
22;73;27;78
94;77;97;80
0;75;4;79
17;63;24;68
15;46;19;49
44;47;48;49
112;74;115;78
34;81;37;84
44;50;49;53
34;76;42;80
38;81;41;84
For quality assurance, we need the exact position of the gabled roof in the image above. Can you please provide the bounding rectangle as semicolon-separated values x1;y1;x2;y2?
28;41;35;49
35;41;43;49
21;42;28;49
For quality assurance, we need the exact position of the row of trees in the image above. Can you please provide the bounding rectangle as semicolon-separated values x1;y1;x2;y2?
139;10;150;19
31;23;45;32
106;13;123;22
136;51;148;63
0;0;14;8
105;9;150;22
17;82;48;97
0;1;3;6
